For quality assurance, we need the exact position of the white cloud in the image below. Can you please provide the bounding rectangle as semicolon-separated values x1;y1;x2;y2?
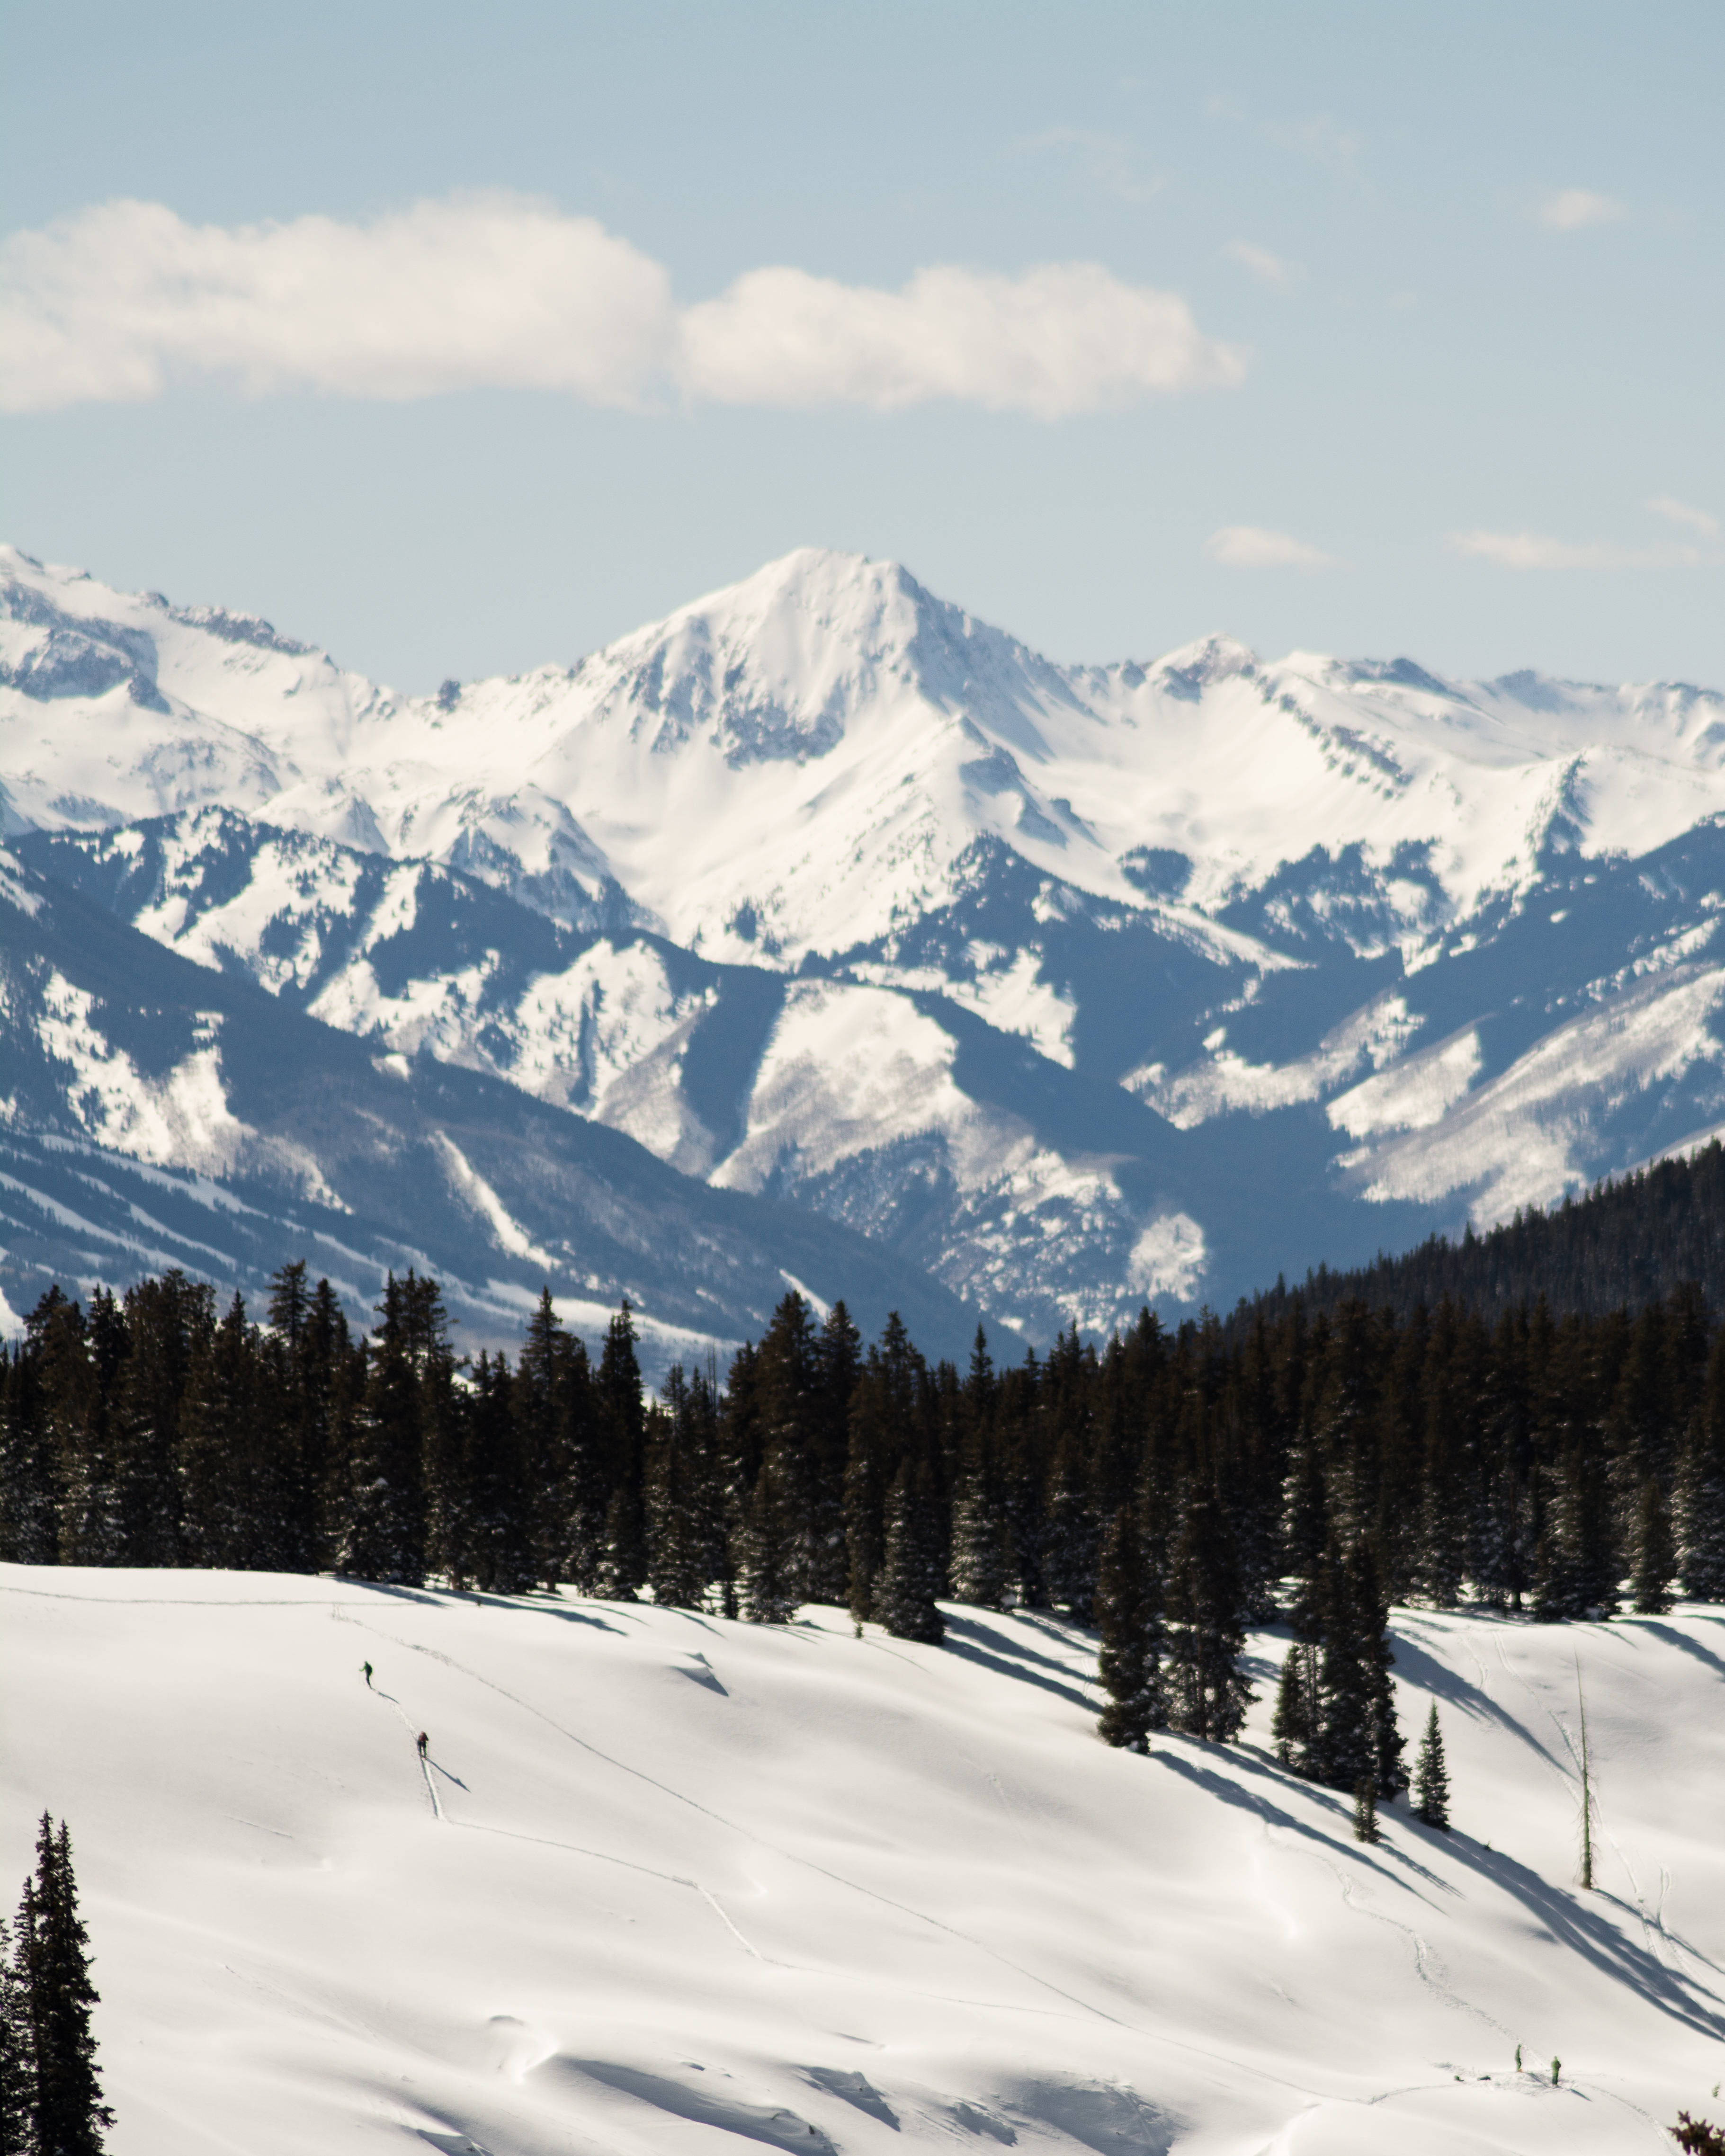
1449;529;1711;570
1226;241;1292;291
680;260;1243;416
1202;524;1333;570
0;192;1244;420
1649;495;1720;540
1536;187;1627;231
0;194;675;411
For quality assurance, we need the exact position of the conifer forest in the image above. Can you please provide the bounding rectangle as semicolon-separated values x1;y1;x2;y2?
3;1158;1724;1806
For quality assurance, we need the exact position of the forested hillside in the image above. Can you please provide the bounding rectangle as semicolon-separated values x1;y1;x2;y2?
5;1209;1725;1810
1255;1140;1725;1325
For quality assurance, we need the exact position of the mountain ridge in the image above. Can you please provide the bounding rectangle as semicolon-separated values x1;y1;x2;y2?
7;539;1725;1337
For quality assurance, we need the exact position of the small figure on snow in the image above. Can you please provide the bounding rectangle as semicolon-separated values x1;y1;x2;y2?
363;1661;373;1688
416;1730;429;1760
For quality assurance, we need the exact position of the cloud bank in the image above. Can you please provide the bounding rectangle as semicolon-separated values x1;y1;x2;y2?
0;193;1245;419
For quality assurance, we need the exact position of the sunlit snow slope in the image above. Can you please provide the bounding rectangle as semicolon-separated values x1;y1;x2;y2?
5;1565;1722;2155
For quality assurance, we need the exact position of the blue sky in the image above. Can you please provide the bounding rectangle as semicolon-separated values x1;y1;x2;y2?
1;0;1720;690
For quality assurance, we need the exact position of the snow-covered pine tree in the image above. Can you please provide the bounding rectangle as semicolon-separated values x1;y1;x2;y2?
1094;1502;1166;1752
1630;1474;1676;1614
1412;1701;1451;1829
0;1911;36;2156
947;1469;1009;1610
16;1815;112;2155
874;1456;946;1645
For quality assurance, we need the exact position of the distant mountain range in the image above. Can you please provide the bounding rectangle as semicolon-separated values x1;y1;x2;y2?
6;539;1725;1355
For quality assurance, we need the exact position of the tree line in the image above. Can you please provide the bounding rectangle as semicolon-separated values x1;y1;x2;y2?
1254;1140;1725;1328
2;1253;1723;1782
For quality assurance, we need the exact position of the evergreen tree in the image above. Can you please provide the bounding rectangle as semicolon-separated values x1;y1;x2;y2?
1094;1503;1166;1752
462;1351;534;1593
1630;1474;1676;1615
1163;1488;1251;1743
338;1273;429;1585
646;1363;717;1609
1677;1331;1725;1601
595;1303;648;1600
1412;1701;1451;1829
874;1457;946;1645
0;1912;36;2156
737;1450;798;1624
1352;1776;1379;1844
1270;1642;1318;1776
0;1344;59;1565
16;1815;111;2154
947;1469;1009;1609
843;1319;924;1627
1312;1536;1376;1793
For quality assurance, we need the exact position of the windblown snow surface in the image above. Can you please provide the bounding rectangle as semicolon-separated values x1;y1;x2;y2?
4;1566;1722;2155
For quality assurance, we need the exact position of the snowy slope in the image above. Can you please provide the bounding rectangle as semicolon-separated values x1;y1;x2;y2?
8;539;1725;1327
4;1564;1723;2155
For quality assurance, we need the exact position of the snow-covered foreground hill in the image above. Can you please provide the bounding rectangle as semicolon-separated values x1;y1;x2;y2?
9;538;1725;1334
5;1566;1722;2155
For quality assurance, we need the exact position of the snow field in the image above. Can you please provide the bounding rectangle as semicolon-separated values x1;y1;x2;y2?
4;1567;1722;2154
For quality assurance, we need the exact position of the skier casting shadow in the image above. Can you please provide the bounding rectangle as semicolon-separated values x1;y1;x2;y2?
416;1730;429;1761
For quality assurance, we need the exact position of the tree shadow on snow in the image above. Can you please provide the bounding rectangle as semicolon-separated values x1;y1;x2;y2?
1152;1748;1440;1901
1627;1618;1725;1684
939;1613;1097;1710
1453;1841;1725;2040
1380;1628;1567;1769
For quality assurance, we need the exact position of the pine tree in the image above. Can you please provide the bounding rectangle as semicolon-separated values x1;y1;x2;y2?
737;1450;798;1623
1352;1776;1379;1843
1270;1642;1317;1775
16;1815;112;2154
1164;1488;1251;1743
1630;1474;1676;1614
646;1363;717;1609
595;1303;648;1600
1094;1503;1166;1752
0;1342;59;1565
1412;1701;1451;1829
1311;1538;1373;1791
0;1911;36;2156
874;1457;946;1645
947;1469;1009;1609
1676;1364;1725;1601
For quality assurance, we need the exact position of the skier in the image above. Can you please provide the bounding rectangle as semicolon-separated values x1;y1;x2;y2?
363;1661;373;1687
416;1730;429;1761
